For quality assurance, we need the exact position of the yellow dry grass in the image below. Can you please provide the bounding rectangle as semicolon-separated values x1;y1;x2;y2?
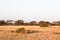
0;26;60;40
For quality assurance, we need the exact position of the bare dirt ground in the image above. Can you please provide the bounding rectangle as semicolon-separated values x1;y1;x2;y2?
0;26;60;40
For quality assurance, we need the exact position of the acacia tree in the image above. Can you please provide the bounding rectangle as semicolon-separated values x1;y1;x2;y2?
38;21;50;27
29;21;37;25
53;21;60;26
6;20;14;25
14;20;24;25
0;20;6;25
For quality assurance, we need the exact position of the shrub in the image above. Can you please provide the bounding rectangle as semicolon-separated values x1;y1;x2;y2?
38;21;50;27
15;28;26;33
14;20;24;25
40;23;49;27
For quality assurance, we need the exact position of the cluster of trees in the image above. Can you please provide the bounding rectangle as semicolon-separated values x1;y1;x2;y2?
0;20;60;27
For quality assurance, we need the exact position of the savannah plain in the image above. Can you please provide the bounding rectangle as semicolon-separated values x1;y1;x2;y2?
0;26;60;40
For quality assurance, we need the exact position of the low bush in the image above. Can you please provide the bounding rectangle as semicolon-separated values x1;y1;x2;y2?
40;23;49;27
15;28;26;33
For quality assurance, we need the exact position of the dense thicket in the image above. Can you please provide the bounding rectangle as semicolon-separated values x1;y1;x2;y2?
0;20;60;27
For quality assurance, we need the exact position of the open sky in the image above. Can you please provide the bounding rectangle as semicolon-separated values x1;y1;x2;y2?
0;0;60;22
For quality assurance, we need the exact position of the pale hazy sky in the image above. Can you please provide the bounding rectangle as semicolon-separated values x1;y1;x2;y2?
0;0;60;22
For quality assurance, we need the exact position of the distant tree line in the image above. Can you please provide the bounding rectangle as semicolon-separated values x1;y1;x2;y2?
0;20;60;27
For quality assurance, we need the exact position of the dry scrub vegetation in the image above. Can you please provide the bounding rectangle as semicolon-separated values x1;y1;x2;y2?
0;26;60;40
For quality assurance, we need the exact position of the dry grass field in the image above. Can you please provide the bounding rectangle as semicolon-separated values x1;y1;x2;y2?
0;26;60;40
